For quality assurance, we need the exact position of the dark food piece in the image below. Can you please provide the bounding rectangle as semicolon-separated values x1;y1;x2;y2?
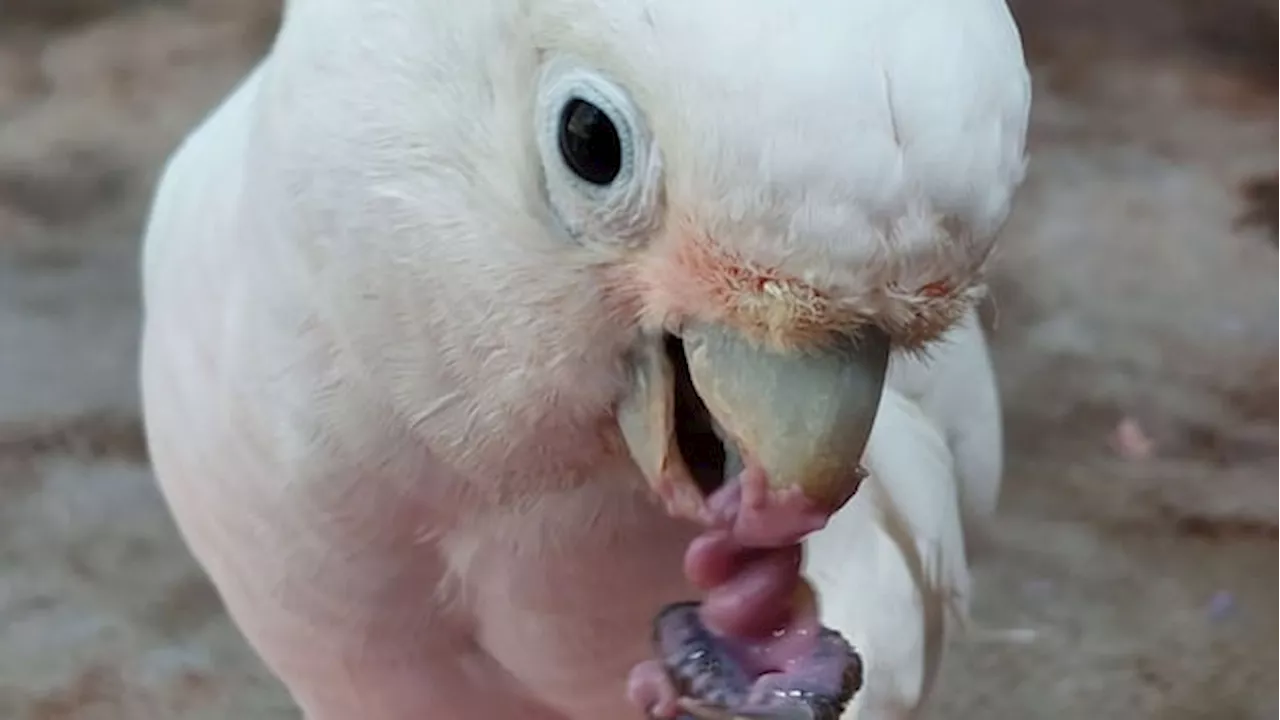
653;602;863;720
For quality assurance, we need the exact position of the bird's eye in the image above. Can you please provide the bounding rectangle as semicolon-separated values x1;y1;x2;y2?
558;98;623;186
535;62;656;243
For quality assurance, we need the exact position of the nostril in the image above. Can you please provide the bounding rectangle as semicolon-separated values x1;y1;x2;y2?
664;333;726;497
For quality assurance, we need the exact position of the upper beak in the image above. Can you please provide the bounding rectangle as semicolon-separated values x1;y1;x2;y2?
617;321;890;520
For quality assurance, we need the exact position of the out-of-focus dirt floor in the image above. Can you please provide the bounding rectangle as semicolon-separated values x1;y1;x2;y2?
0;1;1274;718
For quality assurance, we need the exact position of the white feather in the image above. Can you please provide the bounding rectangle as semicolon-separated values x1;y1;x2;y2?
809;312;1038;720
808;394;961;719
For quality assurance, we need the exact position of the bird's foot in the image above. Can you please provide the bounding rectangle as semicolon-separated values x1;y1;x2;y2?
629;462;863;719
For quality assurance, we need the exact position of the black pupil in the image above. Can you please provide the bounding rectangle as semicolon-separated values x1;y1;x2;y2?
558;98;622;186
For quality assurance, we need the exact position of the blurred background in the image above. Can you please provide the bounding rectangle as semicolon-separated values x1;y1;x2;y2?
0;1;1275;718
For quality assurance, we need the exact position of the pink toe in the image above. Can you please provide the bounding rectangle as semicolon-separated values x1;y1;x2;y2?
683;530;742;590
627;660;681;718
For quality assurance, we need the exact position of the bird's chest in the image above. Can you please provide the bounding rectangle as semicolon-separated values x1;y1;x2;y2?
442;476;699;717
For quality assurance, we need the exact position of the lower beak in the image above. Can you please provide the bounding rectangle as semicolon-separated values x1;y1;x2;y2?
617;322;890;519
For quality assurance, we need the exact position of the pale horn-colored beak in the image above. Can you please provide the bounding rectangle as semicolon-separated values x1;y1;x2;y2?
617;322;890;519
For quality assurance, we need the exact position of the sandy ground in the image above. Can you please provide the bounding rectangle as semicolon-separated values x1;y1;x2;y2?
0;1;1274;718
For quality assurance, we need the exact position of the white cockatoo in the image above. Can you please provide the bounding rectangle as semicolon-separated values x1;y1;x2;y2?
140;1;1030;718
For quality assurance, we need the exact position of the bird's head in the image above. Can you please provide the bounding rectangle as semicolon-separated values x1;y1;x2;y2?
260;0;1030;509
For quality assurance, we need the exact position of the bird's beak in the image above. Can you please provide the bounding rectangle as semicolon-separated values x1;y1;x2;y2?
617;322;890;522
